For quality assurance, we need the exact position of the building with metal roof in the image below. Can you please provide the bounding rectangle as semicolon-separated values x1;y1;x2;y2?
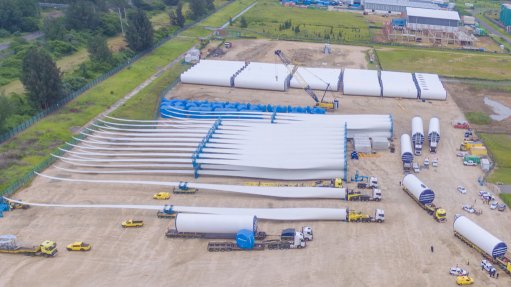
364;0;439;14
406;7;460;32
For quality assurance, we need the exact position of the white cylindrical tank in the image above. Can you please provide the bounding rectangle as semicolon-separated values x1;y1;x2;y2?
402;174;435;204
175;214;257;234
400;134;413;163
453;215;508;258
428;117;440;144
411;116;424;145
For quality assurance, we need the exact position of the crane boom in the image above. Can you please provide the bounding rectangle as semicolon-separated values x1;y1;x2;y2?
274;50;320;104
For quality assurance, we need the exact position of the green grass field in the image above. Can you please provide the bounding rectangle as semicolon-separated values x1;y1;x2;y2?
0;37;196;191
500;194;511;207
237;0;370;43
201;0;254;27
465;112;492;125
376;47;511;80
110;63;189;120
480;133;511;184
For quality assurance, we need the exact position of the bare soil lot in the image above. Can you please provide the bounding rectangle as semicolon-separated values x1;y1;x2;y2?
0;41;510;287
203;39;371;69
447;82;511;134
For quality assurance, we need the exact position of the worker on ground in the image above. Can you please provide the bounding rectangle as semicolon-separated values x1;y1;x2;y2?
496;273;499;279
430;245;434;253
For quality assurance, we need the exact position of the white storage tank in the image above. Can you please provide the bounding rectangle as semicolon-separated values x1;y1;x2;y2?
411;116;424;155
175;214;257;234
400;134;414;163
453;215;507;258
428;117;440;152
402;174;435;204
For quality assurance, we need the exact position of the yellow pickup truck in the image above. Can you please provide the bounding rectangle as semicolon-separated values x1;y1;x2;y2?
121;220;144;228
153;192;171;200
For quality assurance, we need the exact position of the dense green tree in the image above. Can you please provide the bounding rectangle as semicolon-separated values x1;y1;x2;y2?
0;0;39;33
188;0;210;20
65;1;100;30
164;0;179;5
240;16;248;28
21;47;65;110
42;17;67;41
0;95;13;132
175;3;185;28
87;36;113;63
99;13;122;36
125;10;153;52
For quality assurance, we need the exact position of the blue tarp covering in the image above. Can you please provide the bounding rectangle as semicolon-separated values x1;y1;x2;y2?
236;229;255;249
160;99;326;119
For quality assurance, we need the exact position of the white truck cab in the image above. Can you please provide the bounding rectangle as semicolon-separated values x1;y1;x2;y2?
302;227;313;241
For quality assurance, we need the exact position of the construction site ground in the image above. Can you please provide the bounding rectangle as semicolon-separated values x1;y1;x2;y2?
1;40;510;287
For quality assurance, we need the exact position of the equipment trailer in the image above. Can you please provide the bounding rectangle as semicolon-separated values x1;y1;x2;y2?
0;235;57;257
208;229;307;252
166;229;267;240
454;231;511;275
403;186;446;222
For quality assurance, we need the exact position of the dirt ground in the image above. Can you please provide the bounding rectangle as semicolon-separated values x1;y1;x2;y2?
447;82;511;134
203;39;371;69
1;45;511;287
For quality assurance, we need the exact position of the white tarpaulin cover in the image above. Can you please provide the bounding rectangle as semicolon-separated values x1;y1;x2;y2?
180;60;246;87
290;67;341;91
415;73;447;100
342;69;381;97
234;62;291;91
381;71;418;99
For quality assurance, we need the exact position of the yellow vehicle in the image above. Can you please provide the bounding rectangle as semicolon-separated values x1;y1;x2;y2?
460;140;483;151
153;192;171;200
66;242;92;251
424;204;447;222
347;209;384;223
121;220;144;228
0;235;57;257
456;276;474;285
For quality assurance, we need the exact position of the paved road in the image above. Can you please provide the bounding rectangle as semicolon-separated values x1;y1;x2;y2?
469;9;511;47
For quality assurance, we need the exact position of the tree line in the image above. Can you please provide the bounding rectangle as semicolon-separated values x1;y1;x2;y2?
0;0;219;133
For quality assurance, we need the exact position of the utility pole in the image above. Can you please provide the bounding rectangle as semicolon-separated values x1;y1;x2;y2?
118;8;125;36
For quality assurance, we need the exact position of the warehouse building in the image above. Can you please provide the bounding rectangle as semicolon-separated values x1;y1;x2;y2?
406;7;460;32
364;0;439;14
501;3;511;31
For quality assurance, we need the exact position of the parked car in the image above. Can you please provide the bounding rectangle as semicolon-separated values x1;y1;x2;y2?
449;267;469;276
462;205;475;213
463;160;476;166
480;259;497;274
490;201;498;210
457;186;467;194
497;203;506;212
457;151;469;157
66;242;92;251
456;276;474;285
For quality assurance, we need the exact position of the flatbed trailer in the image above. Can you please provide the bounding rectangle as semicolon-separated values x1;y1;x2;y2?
157;211;176;218
166;229;267;240
172;187;197;194
454;231;511;275
403;186;446;222
207;239;304;252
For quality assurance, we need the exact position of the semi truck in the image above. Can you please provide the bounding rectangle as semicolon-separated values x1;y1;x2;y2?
402;174;446;222
356;177;378;189
345;188;382;201
453;215;511;276
347;208;384;222
0;235;57;257
208;229;308;252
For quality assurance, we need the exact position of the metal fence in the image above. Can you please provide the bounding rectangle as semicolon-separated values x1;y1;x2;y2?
0;1;234;197
0;134;85;198
0;1;232;145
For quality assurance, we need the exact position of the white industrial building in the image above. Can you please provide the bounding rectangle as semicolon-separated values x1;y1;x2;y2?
414;73;447;100
234;62;291;91
406;7;461;32
342;69;381;97
364;0;439;14
380;71;418;99
290;67;342;91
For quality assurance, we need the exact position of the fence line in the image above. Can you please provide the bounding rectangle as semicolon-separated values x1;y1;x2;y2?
0;1;232;145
